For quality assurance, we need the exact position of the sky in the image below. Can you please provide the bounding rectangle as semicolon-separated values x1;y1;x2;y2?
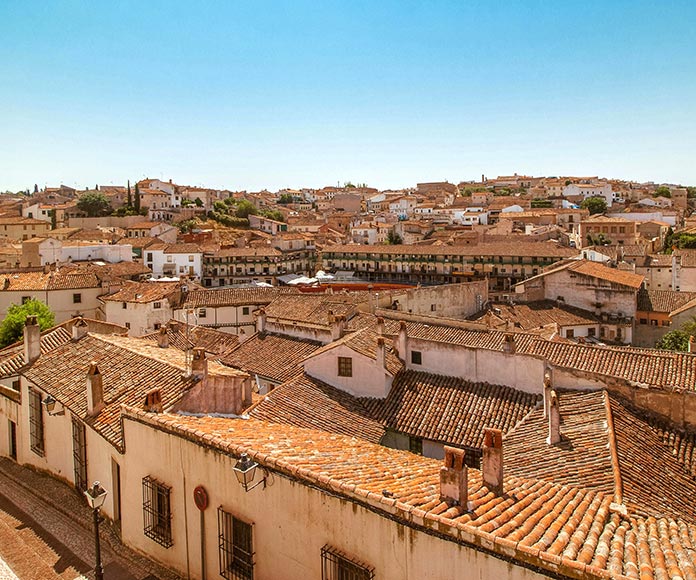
1;0;695;192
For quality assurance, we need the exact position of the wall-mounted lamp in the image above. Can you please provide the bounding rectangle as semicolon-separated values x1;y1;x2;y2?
43;395;65;416
233;453;266;492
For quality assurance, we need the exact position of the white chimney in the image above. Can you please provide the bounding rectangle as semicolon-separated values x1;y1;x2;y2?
376;316;385;337
396;320;408;361
256;308;266;334
376;336;386;370
543;370;552;418
482;428;504;495
440;446;468;507
23;315;41;364
157;326;169;348
547;390;561;445
86;362;105;416
72;317;89;341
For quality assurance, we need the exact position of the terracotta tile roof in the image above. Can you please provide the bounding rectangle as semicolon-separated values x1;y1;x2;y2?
24;333;244;449
248;373;384;443
100;281;181;304
263;295;357;326
676;249;696;268
84;261;153;280
472;301;601;330
636;288;696;313
221;332;323;383
162;243;201;254
0;270;101;291
140;320;239;355
362;370;539;449
566;260;644;288
125;410;696;580
181;287;299;309
115;236;162;249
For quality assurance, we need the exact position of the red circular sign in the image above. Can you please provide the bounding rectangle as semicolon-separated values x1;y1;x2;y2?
193;485;208;511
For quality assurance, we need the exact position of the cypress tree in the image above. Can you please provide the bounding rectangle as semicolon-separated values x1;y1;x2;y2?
134;183;141;213
127;180;132;208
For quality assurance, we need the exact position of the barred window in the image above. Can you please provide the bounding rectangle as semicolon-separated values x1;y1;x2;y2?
337;357;352;377
28;387;44;456
142;476;173;548
321;545;374;580
218;507;254;580
72;417;88;492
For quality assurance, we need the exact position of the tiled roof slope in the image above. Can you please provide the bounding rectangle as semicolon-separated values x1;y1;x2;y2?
361;370;540;449
636;288;696;313
181;287;299;308
140;321;239;355
471;301;601;330
248;374;384;443
263;295;357;326
504;391;615;493
0;270;101;291
126;410;696;580
101;281;181;304
221;332;323;383
23;333;244;449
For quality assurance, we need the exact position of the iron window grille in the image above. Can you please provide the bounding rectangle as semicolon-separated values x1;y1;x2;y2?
337;356;353;377
72;417;88;492
218;507;254;580
28;387;44;456
142;476;173;548
321;545;374;580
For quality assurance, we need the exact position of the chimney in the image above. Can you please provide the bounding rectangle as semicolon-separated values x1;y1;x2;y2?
157;326;169;348
482;428;504;495
396;320;408;361
376;336;386;370
440;446;468;507
23;315;41;364
72;317;88;341
256;308;266;334
547;390;561;445
503;333;516;354
689;336;695;354
191;347;208;380
238;328;249;343
543;370;552;418
376;316;385;336
86;362;105;416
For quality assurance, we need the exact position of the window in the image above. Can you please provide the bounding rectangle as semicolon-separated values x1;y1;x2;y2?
72;417;88;492
146;253;153;262
242;307;250;316
142;476;173;548
188;255;194;262
640;318;648;325
411;351;422;365
21;296;30;305
73;293;82;304
28;387;44;456
153;302;162;309
409;436;423;455
588;328;596;337
650;320;658;326
198;308;207;318
321;545;374;580
125;322;131;329
337;357;352;377
566;329;575;338
11;379;20;391
430;304;436;312
122;302;127;309
154;323;161;330
218;508;254;580
166;256;173;263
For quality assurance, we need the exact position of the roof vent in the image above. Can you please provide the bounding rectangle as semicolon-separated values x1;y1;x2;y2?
440;446;468;507
144;388;163;413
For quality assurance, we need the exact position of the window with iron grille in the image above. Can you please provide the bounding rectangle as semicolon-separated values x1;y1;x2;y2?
142;476;173;548
218;507;254;580
337;357;352;377
28;387;44;456
321;545;374;580
72;417;88;492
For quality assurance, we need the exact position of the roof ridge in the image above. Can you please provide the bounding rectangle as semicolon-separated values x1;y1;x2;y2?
602;390;624;504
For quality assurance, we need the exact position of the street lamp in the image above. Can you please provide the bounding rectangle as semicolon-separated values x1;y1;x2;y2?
84;481;108;580
233;453;266;492
42;395;65;416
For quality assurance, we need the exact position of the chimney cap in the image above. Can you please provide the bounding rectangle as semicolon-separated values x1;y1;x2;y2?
88;361;100;376
26;315;38;326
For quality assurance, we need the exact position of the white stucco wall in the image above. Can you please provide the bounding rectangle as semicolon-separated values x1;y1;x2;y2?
0;287;103;323
104;301;173;336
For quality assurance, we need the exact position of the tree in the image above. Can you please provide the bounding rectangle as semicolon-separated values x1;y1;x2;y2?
33;184;38;194
235;200;258;219
49;209;57;230
134;183;141;213
262;209;285;222
580;196;608;215
687;187;696;199
194;197;204;208
387;231;403;245
278;194;293;204
0;299;55;348
656;329;691;352
76;191;112;217
127;180;132;208
655;186;672;198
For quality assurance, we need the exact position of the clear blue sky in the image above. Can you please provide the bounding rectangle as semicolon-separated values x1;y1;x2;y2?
1;0;695;192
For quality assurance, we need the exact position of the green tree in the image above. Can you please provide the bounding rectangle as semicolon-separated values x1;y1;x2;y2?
387;231;403;245
278;194;293;204
656;329;691;352
262;209;285;222
235;200;258;218
580;196;608;215
686;187;696;199
33;184;38;194
49;209;57;230
194;197;204;208
134;183;141;213
76;191;112;217
127;180;132;208
0;300;55;348
655;186;672;198
213;200;228;213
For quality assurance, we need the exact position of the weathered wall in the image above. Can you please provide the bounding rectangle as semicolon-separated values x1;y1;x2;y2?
393;281;488;319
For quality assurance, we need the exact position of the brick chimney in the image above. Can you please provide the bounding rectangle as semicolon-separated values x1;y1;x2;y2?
482;428;504;495
191;347;207;380
503;333;516;354
440;446;468;507
547;390;561;445
86;362;105;416
256;308;266;334
157;326;169;348
72;317;89;341
23;315;41;365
